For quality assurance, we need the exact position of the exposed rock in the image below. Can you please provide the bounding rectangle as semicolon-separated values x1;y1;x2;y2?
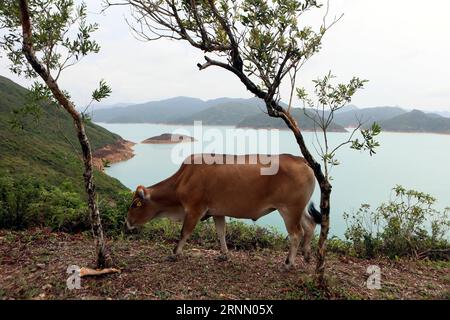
141;133;196;144
92;139;136;171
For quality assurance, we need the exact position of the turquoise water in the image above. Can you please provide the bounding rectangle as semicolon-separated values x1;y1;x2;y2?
97;122;450;237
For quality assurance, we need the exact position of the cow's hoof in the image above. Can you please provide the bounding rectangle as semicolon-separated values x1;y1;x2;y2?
216;254;230;262
165;254;179;262
279;263;295;272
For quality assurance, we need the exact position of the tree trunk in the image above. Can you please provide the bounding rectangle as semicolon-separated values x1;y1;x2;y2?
277;110;332;285
18;0;109;268
317;183;331;286
214;62;333;284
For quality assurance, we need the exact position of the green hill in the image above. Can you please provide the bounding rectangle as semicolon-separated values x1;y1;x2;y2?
237;108;347;132
172;102;262;126
0;75;129;230
379;109;450;134
332;106;406;127
92;96;209;123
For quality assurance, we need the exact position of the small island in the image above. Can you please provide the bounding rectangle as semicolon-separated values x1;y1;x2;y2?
141;133;196;144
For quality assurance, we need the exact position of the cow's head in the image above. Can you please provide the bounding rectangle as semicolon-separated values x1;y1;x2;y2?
125;185;157;230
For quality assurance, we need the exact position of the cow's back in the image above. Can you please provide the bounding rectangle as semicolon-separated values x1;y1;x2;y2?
174;154;315;219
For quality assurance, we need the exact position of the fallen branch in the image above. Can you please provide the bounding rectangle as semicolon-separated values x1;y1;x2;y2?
79;267;121;278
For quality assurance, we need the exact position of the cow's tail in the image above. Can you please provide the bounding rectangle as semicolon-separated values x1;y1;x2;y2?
307;202;323;225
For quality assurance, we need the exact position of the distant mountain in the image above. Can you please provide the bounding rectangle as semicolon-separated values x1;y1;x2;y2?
335;104;359;114
91;96;450;134
92;96;209;123
89;102;135;111
431;110;450;118
332;106;406;127
92;96;286;125
378;109;450;134
237;108;347;132
172;102;262;126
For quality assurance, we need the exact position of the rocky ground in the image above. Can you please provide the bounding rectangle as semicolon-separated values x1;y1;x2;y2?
0;228;448;300
92;138;135;171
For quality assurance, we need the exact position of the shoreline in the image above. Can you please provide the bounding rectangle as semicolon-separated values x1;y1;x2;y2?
96;122;450;135
92;138;136;171
95;121;348;133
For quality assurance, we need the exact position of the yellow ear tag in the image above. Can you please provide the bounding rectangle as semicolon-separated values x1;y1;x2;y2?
136;201;142;207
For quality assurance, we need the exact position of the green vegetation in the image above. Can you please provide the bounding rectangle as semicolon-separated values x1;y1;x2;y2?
237;108;346;131
378;109;450;134
332;106;406;127
93;96;209;123
94;96;450;134
343;185;450;259
0;75;128;230
0;75;447;260
134;218;287;251
175;102;261;126
93;96;347;131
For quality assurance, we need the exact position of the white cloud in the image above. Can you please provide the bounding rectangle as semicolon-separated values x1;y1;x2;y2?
1;0;449;111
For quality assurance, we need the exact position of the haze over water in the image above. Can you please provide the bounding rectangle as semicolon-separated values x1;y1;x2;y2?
97;122;450;238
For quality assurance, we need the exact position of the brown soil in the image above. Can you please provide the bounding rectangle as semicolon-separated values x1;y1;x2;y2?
0;229;448;300
92;139;136;171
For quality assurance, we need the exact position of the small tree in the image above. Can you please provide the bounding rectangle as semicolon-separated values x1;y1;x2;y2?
297;71;380;182
0;0;112;268
106;0;380;284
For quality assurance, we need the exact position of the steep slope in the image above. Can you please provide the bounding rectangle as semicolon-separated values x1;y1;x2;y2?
0;75;127;198
237;108;347;132
379;109;450;134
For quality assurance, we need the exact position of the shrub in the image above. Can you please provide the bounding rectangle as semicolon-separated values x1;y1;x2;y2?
0;173;129;233
0;175;44;229
344;185;450;259
131;218;287;251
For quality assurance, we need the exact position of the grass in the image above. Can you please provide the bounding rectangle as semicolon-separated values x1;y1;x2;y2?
0;75;127;202
1;228;449;300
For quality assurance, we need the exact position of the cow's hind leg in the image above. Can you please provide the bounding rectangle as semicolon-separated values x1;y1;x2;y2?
167;207;204;261
301;210;314;263
213;216;229;261
279;207;302;271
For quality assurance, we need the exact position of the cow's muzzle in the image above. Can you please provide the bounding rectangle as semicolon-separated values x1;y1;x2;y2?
123;218;136;233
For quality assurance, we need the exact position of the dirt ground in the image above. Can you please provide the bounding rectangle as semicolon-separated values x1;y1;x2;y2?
0;228;449;300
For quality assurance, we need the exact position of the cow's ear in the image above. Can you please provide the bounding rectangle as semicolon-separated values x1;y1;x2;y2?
136;185;150;200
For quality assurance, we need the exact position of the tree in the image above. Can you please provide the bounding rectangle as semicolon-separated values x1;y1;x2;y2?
107;0;379;284
0;0;112;268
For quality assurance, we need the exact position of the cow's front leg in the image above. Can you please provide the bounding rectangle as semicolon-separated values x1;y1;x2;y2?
168;208;204;261
213;216;229;261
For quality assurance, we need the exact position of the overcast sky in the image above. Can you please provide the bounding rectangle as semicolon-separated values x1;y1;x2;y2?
1;0;449;111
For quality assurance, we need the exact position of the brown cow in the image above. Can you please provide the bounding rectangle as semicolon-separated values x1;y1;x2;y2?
126;154;321;270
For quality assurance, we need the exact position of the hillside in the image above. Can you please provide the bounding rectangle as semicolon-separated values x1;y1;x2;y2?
92;96;209;123
379;109;450;134
332;106;406;127
1;228;448;300
0;75;128;201
172;102;262;126
237;108;347;132
91;97;286;126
